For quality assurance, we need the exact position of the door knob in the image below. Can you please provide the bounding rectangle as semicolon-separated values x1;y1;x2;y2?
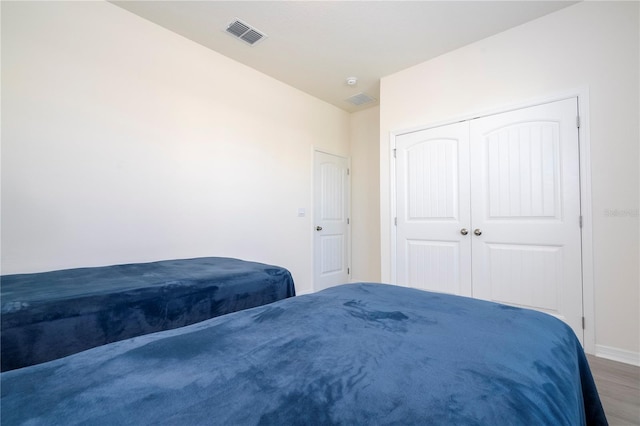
474;229;482;236
316;226;323;231
460;228;469;236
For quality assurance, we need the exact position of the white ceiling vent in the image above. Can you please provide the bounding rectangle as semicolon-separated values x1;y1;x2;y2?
225;19;267;46
345;92;377;107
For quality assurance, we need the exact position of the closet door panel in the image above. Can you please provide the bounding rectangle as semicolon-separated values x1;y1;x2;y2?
469;98;583;340
395;122;471;296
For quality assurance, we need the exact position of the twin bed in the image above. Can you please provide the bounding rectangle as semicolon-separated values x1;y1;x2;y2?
1;257;295;371
1;260;606;425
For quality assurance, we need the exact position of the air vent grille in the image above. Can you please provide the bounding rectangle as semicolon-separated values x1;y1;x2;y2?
345;92;377;106
226;21;251;37
225;19;267;46
241;29;264;45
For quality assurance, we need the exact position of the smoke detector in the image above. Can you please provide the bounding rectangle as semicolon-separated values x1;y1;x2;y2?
225;19;267;46
346;77;358;86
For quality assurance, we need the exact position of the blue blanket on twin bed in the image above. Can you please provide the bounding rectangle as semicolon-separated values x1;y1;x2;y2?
1;283;606;425
1;257;295;372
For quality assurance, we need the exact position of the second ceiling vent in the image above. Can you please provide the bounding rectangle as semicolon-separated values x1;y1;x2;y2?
345;92;377;107
225;19;267;46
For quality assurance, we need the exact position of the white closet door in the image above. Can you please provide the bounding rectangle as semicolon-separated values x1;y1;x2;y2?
469;98;583;339
395;122;472;296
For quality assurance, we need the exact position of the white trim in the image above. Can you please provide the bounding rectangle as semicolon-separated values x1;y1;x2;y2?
347;156;352;284
392;88;592;137
389;133;398;283
595;345;640;367
389;88;595;353
576;89;596;355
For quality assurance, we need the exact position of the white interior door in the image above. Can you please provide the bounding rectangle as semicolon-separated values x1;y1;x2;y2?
395;122;472;296
469;98;583;339
314;151;350;291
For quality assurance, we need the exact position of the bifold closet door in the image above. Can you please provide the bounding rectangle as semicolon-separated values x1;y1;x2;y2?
395;122;472;296
469;98;583;338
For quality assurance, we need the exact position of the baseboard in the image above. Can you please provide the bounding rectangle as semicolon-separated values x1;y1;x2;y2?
595;344;640;367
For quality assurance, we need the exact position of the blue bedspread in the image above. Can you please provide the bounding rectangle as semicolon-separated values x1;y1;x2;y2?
1;257;295;371
1;283;606;425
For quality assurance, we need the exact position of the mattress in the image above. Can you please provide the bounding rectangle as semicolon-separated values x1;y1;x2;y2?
1;283;606;425
1;257;295;371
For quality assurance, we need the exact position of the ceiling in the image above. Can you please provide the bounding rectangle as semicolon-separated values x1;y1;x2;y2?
111;1;577;113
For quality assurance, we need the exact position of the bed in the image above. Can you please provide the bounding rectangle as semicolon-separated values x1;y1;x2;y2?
1;257;295;372
1;283;606;425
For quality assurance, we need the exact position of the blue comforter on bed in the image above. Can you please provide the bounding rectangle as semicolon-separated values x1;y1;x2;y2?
1;257;295;371
1;283;606;425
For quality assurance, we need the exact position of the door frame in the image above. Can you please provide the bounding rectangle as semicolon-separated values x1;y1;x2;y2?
312;148;352;292
389;88;595;354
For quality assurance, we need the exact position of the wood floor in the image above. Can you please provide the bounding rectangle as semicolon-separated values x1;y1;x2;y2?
587;355;640;425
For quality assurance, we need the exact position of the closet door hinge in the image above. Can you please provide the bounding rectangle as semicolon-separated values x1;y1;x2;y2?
576;116;581;128
393;149;397;158
579;215;583;228
394;217;397;226
582;317;585;329
347;168;350;176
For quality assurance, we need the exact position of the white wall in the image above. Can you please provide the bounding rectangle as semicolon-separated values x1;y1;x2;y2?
350;106;381;282
1;1;350;295
380;1;639;362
